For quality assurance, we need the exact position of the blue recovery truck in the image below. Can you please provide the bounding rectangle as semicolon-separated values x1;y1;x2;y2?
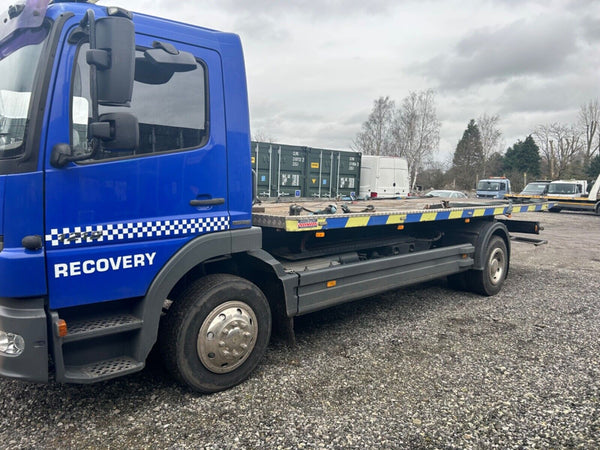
476;177;512;199
0;1;552;393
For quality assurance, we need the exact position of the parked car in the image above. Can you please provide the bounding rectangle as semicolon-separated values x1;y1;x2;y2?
425;190;468;199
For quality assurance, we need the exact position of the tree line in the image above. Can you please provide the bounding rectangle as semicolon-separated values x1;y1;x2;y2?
355;96;600;193
352;91;440;191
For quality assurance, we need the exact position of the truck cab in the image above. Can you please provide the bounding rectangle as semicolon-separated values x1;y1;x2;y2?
0;0;256;386
476;177;511;199
547;180;588;198
519;181;550;196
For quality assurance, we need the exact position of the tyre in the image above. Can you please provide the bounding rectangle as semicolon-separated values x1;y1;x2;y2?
468;236;508;296
159;274;271;393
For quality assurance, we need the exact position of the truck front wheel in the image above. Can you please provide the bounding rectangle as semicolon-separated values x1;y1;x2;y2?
468;236;508;296
159;274;271;393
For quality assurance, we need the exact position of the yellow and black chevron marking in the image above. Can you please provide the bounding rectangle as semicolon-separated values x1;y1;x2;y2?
284;202;554;232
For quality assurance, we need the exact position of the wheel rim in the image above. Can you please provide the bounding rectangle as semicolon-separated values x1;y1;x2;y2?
488;247;505;285
197;301;258;374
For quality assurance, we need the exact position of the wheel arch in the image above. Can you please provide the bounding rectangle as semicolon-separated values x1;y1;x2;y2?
134;228;263;361
441;218;510;273
471;221;511;274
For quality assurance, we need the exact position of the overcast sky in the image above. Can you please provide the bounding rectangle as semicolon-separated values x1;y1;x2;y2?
39;1;600;162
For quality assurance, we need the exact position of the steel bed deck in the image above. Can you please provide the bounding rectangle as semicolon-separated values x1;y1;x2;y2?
252;199;554;232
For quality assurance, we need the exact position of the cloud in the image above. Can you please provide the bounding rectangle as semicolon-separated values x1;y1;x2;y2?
232;12;291;43
414;16;579;89
580;16;600;44
497;75;597;115
215;0;397;19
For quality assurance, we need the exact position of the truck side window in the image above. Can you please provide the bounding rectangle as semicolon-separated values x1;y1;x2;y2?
71;43;208;160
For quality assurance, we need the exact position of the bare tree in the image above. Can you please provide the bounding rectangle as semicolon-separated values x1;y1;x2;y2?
391;90;441;190
477;113;502;177
578;99;600;169
533;123;583;179
353;96;395;156
533;125;553;178
251;130;276;143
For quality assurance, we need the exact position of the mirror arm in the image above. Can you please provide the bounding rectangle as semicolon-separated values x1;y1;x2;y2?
81;9;99;124
50;143;95;169
86;49;110;70
89;122;112;140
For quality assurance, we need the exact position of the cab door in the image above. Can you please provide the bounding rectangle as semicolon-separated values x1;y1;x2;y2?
44;30;228;309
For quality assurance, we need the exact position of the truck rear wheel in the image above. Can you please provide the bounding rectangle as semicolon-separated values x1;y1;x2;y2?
159;274;271;393
468;236;508;296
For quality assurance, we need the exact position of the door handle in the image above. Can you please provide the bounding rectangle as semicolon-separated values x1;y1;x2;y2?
190;198;225;206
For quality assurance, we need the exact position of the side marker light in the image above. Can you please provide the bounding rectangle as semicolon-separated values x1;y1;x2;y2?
57;319;68;338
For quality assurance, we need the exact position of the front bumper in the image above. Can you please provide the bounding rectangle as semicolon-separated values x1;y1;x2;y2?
0;297;48;382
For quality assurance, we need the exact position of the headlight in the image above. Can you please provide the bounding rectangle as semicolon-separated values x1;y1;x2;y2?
0;330;25;356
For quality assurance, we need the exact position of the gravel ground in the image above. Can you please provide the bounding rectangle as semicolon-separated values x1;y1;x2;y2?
1;211;599;449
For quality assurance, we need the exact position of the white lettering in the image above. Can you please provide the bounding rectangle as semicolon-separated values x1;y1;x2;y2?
55;263;69;278
146;252;156;265
83;260;95;274
53;252;158;278
96;259;109;272
69;261;81;276
109;257;122;271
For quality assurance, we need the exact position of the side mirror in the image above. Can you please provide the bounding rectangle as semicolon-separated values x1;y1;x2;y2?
144;41;197;71
90;112;139;150
50;143;74;169
86;13;135;106
51;113;139;168
135;41;197;85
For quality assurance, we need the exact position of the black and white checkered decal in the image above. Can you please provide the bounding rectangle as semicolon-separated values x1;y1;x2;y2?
45;216;230;247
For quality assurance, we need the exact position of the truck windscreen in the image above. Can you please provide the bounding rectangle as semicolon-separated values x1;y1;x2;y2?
548;183;579;195
0;32;48;159
477;181;501;191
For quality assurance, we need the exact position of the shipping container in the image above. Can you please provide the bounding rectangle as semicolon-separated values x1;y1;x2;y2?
335;150;361;198
251;141;360;198
251;142;306;197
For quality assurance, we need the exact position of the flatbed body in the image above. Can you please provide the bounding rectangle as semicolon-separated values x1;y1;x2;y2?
253;198;554;231
506;174;600;214
506;194;599;214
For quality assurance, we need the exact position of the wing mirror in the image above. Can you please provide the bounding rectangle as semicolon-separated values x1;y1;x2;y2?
85;8;135;106
135;41;197;85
